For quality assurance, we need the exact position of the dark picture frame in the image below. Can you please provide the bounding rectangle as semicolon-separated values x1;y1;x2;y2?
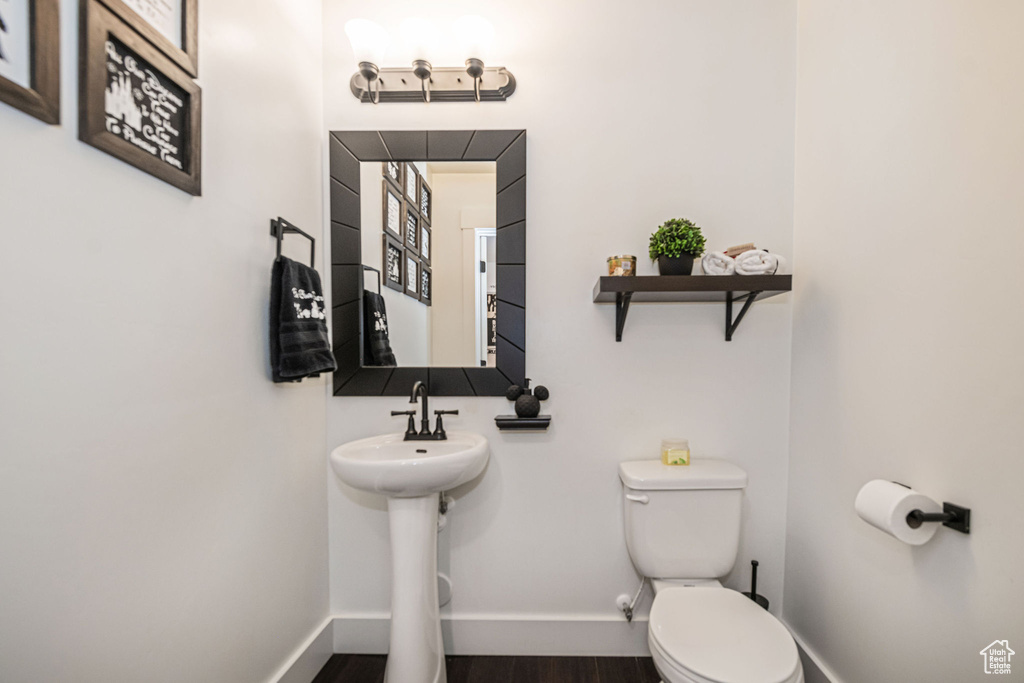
403;203;418;252
96;0;198;77
419;223;431;265
0;0;60;124
79;0;202;195
419;264;432;306
404;249;419;299
382;180;403;241
329;129;527;397
403;161;418;202
418;175;432;224
382;233;404;293
383;160;402;190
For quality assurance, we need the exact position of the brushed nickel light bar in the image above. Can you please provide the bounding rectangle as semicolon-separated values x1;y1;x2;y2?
349;64;516;104
345;16;515;104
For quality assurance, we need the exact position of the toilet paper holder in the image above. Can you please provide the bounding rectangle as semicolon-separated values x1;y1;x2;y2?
906;502;971;534
893;483;971;534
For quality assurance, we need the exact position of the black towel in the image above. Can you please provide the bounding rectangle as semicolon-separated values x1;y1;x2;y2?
270;256;337;382
363;290;397;366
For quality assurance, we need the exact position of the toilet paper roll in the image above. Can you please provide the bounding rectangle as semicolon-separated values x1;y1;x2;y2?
854;480;942;545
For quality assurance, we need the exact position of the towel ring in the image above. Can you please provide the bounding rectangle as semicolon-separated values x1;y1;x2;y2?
271;217;315;267
362;265;382;295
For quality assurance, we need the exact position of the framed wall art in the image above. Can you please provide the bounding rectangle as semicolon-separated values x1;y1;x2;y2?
0;0;59;124
419;223;431;265
79;0;202;195
403;204;418;252
418;176;431;224
403;161;418;202
382;180;403;241
383;159;402;189
96;0;198;76
405;250;419;298
383;233;404;293
419;264;431;306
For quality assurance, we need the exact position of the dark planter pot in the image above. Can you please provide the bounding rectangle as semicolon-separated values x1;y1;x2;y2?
657;254;695;276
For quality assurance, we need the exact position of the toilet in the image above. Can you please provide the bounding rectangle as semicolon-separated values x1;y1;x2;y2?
619;460;803;683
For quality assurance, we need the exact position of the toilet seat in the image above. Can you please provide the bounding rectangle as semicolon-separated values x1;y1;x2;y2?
648;587;802;683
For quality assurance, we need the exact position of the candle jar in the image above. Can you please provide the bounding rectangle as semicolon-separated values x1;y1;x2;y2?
607;255;637;276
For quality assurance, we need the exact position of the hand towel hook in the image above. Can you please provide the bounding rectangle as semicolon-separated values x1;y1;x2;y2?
270;217;315;268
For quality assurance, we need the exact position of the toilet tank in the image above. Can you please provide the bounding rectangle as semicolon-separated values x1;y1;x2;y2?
619;460;747;580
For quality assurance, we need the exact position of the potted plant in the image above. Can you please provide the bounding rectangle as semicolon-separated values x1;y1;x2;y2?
648;218;707;276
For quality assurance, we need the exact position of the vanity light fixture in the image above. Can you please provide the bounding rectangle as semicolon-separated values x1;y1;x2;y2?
344;19;390;104
402;18;437;103
345;16;516;104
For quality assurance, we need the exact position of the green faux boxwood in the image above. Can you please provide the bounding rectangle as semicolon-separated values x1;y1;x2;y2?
648;218;707;259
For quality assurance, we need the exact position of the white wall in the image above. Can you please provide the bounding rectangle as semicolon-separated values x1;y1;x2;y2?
785;1;1024;680
324;0;798;652
0;1;330;682
429;171;496;367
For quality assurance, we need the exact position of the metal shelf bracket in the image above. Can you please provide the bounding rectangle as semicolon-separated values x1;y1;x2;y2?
613;289;764;342
615;292;633;342
725;291;762;342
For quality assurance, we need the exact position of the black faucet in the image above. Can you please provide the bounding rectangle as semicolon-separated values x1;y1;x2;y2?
392;381;458;441
411;381;430;435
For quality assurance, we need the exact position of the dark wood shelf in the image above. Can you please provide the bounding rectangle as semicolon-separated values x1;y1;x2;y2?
495;415;551;431
592;275;792;341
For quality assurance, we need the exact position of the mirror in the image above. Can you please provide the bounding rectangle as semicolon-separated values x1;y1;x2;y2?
328;130;526;396
363;160;497;368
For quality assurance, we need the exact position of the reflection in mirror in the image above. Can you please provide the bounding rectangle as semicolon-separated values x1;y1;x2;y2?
360;161;497;368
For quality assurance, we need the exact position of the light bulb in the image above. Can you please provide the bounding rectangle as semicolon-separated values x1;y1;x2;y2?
400;18;438;63
345;19;389;66
453;15;494;61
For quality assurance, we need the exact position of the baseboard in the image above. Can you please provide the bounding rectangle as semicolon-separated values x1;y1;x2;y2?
269;617;334;683
785;624;843;683
275;615;841;682
332;613;651;656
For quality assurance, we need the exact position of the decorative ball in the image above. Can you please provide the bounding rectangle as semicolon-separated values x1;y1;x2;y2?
505;384;524;401
515;393;541;418
534;385;550;401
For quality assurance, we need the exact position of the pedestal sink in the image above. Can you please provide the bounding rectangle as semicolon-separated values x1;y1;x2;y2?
330;431;489;683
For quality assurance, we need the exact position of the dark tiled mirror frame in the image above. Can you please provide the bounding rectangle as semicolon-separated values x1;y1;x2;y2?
330;130;527;397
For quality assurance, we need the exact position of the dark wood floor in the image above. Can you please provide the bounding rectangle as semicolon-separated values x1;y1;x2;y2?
312;654;661;683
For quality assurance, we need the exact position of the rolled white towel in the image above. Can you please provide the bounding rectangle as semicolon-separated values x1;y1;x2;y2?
701;252;736;275
734;249;787;275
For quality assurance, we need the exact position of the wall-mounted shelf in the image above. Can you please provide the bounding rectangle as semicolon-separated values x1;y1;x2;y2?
593;275;792;341
495;415;551;431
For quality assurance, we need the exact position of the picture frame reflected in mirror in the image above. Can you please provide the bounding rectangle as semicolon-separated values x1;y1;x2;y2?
383;233;404;294
382;180;403;241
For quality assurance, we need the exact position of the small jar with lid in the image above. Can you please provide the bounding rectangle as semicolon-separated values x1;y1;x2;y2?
661;438;690;466
607;255;637;276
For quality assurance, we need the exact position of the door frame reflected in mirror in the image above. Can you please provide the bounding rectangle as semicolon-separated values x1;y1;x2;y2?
329;130;526;397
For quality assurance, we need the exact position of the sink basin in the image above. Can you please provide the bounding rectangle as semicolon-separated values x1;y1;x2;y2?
330;429;489;683
330;430;489;498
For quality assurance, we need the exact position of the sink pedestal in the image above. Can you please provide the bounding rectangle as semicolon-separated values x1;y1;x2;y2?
384;492;445;683
329;431;489;683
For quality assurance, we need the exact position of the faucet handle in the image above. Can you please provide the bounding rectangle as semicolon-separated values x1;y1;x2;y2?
391;410;417;436
432;410;458;438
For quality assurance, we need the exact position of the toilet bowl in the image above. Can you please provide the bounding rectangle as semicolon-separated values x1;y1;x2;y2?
648;585;802;683
618;460;804;683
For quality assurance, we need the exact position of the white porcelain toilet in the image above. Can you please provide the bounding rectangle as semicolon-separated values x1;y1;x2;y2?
619;460;803;683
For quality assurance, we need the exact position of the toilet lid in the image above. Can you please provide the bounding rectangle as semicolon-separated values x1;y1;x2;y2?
649;588;800;683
